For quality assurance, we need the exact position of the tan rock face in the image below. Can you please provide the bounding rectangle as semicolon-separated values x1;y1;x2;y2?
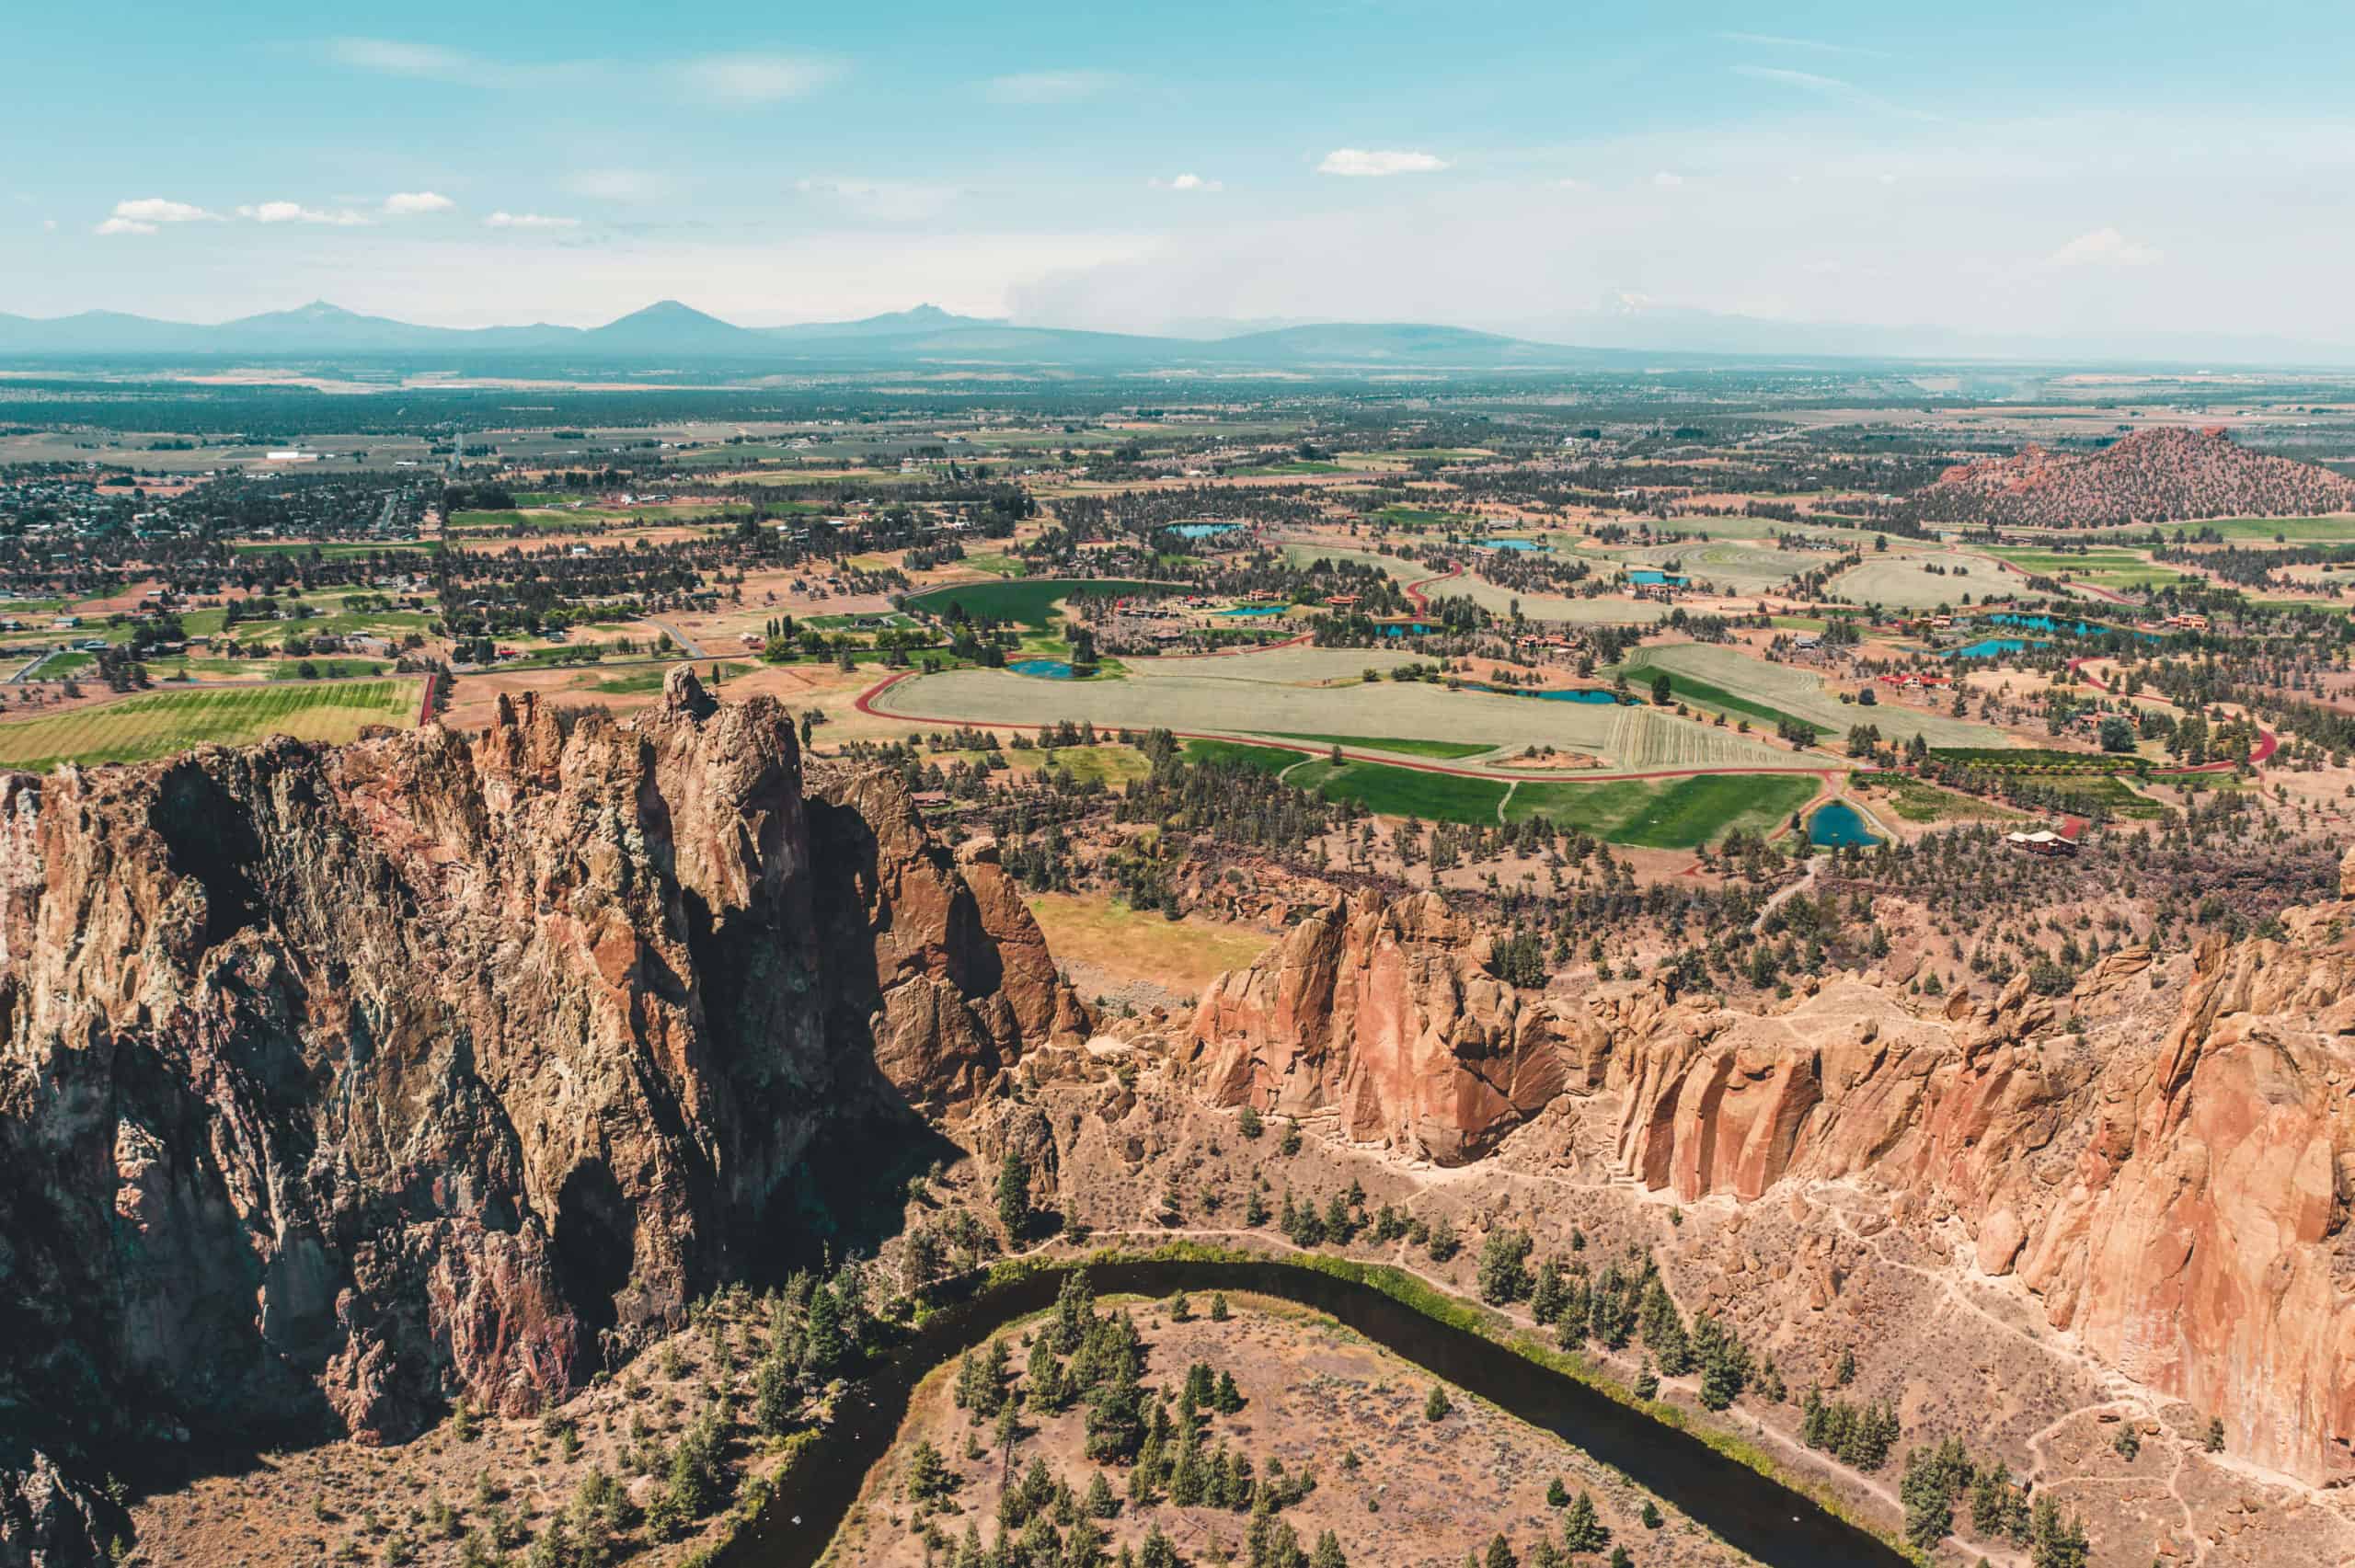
1595;930;2355;1485
0;681;1078;1460
1184;893;1568;1163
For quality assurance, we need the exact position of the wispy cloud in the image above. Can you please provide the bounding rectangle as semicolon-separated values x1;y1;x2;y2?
2051;226;2163;269
983;70;1117;105
1151;173;1223;192
1717;31;1890;59
484;211;580;230
237;200;372;226
325;38;838;105
672;54;841;104
794;177;960;222
1731;63;1929;119
382;191;454;215
1316;148;1448;177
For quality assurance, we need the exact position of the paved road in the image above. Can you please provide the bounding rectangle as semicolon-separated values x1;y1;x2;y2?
646;619;704;658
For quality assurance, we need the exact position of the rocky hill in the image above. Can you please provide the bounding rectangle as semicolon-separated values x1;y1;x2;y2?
1894;425;2355;529
0;671;1082;1557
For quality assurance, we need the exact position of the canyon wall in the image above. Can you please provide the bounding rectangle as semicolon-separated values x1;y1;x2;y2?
1189;880;2355;1484
0;673;1080;1490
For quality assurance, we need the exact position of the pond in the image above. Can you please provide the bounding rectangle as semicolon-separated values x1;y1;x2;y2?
1946;637;2044;659
1008;658;1077;679
1986;612;2164;643
1628;569;1687;586
1214;605;1288;617
1482;538;1550;551
1465;682;1622;704
1170;523;1239;540
1809;800;1882;847
717;1256;1907;1568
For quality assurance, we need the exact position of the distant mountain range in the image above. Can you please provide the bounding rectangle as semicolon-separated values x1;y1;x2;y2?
0;299;1613;371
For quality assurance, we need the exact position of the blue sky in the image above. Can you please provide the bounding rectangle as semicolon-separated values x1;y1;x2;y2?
8;0;2355;343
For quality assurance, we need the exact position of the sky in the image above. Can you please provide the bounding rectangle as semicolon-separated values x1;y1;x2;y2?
7;0;2355;349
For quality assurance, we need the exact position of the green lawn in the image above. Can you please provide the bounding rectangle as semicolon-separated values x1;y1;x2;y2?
1288;757;1511;824
586;660;750;695
231;539;438;558
1267;732;1495;760
1182;738;1310;774
1504;773;1821;848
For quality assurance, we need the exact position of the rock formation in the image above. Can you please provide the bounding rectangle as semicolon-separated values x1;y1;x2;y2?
1179;862;2355;1485
0;674;1081;1508
1184;893;1572;1163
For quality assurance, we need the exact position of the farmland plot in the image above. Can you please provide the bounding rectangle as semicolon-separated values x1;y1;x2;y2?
0;680;421;772
1620;644;2005;748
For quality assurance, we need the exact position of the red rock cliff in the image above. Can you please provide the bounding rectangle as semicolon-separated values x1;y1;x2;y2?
0;673;1080;1473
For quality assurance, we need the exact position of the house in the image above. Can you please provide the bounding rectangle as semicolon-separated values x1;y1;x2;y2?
2004;829;2078;858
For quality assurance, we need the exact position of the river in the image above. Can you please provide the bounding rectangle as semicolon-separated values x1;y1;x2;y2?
717;1256;1906;1567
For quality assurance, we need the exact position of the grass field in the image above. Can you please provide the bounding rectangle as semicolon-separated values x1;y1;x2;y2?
1980;545;2187;590
0;680;419;771
1501;773;1821;847
878;646;1800;773
1288;757;1510;824
1267;732;1495;760
2061;515;2355;544
585;660;751;695
903;578;1167;631
1619;645;2005;748
1181;738;1307;774
1856;776;2017;823
232;539;437;559
1828;551;1996;610
1600;540;1836;595
1024;891;1274;995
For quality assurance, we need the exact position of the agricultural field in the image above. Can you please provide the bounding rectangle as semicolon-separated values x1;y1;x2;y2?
1267;732;1495;760
0;680;419;772
874;645;1806;775
1180;738;1307;773
1827;550;1996;610
1443;574;1673;624
1502;773;1821;847
1979;545;2188;591
1618;644;2005;748
1603;703;1809;770
902;577;1168;631
1286;756;1510;824
1599;539;1837;594
2062;514;2355;543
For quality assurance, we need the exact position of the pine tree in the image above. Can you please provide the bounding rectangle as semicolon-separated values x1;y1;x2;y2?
1560;1491;1608;1552
1424;1384;1453;1422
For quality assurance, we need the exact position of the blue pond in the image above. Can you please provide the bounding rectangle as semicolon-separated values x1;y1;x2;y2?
1009;658;1077;679
1171;523;1239;539
1216;605;1287;617
1808;800;1881;848
1947;637;2045;659
1628;569;1688;587
1987;612;2164;643
1468;682;1621;704
1483;538;1550;552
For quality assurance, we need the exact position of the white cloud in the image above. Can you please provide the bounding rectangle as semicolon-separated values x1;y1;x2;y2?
1315;148;1448;177
41;218;56;232
984;70;1117;105
794;177;959;222
110;197;218;224
670;54;840;104
1731;63;1927;120
484;211;580;230
562;169;672;202
2051;226;2163;268
382;190;454;215
1152;173;1223;192
95;217;156;236
237;200;372;226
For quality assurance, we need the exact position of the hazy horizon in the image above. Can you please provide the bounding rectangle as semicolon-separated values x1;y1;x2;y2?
11;0;2355;355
